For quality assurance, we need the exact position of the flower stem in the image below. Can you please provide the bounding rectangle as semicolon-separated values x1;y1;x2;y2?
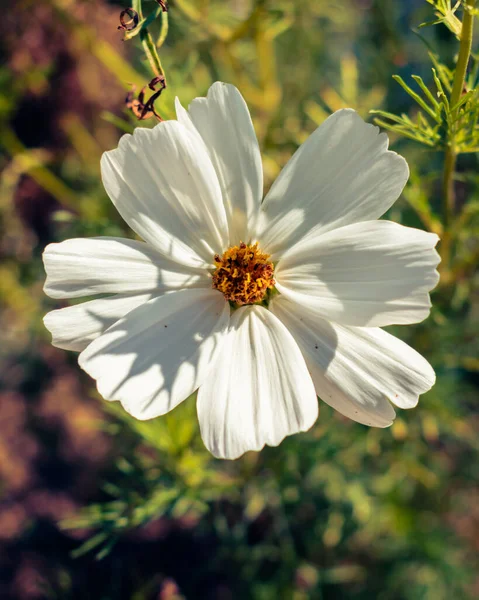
449;1;476;116
442;145;457;232
141;28;166;80
132;0;143;20
441;0;476;269
130;0;167;81
157;10;169;49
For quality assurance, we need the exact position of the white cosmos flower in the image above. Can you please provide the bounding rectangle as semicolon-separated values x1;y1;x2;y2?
43;82;440;460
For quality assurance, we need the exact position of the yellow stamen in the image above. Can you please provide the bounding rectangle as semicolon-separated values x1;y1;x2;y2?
212;242;275;306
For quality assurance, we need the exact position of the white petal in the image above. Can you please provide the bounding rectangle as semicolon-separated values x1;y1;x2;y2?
101;120;229;268
44;293;154;352
176;82;263;243
43;237;209;299
256;109;409;259
270;296;435;427
78;289;229;420
197;305;318;460
275;220;440;327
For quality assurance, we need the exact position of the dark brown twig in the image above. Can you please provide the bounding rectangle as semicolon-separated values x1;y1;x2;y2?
125;76;166;121
155;0;169;12
117;8;139;32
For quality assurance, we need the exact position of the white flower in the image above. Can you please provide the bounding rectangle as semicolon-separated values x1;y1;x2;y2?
43;82;440;459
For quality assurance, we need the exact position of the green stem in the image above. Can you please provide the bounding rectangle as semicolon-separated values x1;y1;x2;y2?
157;10;169;48
132;0;143;19
140;28;166;80
132;0;167;81
442;144;457;233
449;1;476;113
442;0;476;267
441;148;456;270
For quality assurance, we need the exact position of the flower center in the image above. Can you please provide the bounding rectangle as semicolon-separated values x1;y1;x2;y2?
212;242;275;306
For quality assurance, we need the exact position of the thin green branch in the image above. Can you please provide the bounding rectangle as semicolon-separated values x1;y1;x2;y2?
157;10;169;48
442;0;476;270
449;1;476;116
141;28;166;79
125;1;168;81
411;74;441;110
392;75;442;122
132;0;143;19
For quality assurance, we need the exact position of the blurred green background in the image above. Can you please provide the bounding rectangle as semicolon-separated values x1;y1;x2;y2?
0;0;478;598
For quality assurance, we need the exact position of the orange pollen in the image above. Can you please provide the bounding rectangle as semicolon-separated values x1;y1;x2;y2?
212;242;275;306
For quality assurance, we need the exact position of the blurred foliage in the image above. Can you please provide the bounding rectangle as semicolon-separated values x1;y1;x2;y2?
0;0;478;599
